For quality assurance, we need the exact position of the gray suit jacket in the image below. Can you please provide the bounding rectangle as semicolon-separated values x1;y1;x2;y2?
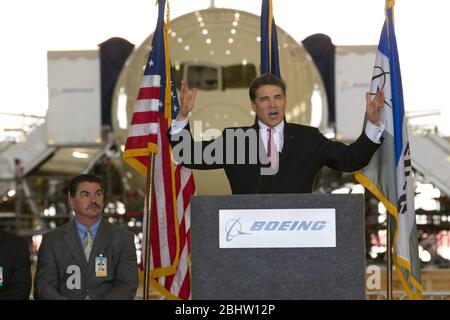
34;219;138;300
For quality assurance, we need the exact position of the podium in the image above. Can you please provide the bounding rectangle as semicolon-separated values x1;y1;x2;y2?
190;193;366;300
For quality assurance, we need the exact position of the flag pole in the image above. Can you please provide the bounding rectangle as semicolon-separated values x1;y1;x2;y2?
143;152;156;300
386;211;393;299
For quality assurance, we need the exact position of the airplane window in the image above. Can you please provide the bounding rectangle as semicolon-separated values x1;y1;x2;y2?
187;65;218;90
223;64;256;89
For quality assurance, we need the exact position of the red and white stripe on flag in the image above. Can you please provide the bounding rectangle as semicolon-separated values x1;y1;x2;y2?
147;113;195;300
123;0;196;300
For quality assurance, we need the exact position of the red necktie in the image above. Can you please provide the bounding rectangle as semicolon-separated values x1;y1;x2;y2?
267;128;279;170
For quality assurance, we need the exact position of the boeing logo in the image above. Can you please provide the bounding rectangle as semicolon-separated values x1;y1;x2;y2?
225;218;328;241
250;220;327;231
225;218;252;241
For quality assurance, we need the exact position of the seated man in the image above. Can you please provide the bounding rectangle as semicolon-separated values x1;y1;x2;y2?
0;231;32;300
34;174;138;300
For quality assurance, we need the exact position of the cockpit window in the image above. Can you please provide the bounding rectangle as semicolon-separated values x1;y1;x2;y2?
187;65;219;90
223;64;256;89
172;63;257;91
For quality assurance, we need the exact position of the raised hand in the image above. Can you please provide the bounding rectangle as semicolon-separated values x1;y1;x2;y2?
365;88;385;126
177;80;197;121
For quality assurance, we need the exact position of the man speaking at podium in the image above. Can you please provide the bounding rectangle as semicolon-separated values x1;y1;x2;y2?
170;73;384;194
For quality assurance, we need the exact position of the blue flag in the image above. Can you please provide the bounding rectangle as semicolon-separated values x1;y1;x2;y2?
261;0;281;77
355;0;422;299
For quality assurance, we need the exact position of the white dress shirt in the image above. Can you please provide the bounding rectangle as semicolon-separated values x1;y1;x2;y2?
257;120;284;153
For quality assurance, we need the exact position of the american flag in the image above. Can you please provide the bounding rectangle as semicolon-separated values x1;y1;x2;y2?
261;0;281;78
122;0;195;300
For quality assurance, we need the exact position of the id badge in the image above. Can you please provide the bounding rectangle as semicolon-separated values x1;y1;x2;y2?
95;255;107;277
0;266;3;287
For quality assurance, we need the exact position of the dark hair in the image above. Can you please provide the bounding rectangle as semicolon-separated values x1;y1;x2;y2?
248;73;286;101
68;174;104;197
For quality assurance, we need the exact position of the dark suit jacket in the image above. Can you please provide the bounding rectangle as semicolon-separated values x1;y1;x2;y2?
171;122;380;194
34;219;138;300
0;231;31;300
